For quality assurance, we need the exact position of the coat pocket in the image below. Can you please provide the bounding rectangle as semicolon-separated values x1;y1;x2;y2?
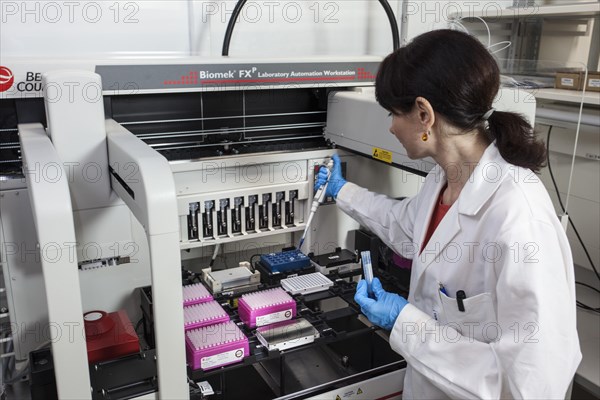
438;290;498;343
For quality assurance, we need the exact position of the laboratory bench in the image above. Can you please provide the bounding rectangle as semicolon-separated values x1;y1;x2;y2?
6;264;597;400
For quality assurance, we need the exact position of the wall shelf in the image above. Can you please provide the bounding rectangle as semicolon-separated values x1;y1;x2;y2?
527;88;600;105
450;3;600;19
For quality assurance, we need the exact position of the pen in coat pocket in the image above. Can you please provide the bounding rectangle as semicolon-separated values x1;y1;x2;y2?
438;283;448;296
456;290;467;312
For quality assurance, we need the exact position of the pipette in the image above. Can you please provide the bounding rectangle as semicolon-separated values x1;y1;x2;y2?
298;158;334;251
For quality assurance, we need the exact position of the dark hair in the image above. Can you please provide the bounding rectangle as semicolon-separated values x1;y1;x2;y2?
375;29;546;172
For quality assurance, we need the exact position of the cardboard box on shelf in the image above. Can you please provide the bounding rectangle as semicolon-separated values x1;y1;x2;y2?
555;72;583;90
584;72;600;92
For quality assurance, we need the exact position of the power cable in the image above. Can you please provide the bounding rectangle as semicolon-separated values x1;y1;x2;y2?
547;126;599;280
222;0;247;56
222;0;400;56
547;126;600;314
377;0;400;51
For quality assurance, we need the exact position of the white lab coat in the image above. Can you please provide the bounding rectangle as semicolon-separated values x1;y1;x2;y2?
336;143;581;399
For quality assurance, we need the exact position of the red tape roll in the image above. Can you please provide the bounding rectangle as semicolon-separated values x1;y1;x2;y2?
84;310;115;337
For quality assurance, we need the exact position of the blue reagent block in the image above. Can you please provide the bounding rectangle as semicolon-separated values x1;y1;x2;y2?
260;250;311;273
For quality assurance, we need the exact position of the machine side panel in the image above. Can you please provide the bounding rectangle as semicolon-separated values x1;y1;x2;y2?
106;119;188;400
325;88;436;173
42;71;112;210
0;189;49;361
75;204;153;319
18;122;91;399
105;119;179;235
325;88;536;173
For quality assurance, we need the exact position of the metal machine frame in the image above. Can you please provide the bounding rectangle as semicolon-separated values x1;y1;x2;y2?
2;54;535;399
3;57;396;399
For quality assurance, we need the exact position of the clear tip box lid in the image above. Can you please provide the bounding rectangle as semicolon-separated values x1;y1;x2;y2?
280;272;334;295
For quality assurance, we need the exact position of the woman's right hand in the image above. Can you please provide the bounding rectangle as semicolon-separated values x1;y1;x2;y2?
354;278;408;331
314;154;347;199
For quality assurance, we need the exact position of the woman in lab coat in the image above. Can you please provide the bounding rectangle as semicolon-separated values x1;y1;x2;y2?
315;30;581;399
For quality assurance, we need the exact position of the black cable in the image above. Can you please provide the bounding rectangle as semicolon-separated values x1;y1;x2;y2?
575;282;600;314
249;254;261;272
378;0;400;51
2;331;9;383
576;281;600;294
576;301;600;314
576;299;600;313
135;317;144;333
548;127;600;314
547;126;600;281
222;0;400;56
547;126;566;210
209;244;221;268
222;0;247;56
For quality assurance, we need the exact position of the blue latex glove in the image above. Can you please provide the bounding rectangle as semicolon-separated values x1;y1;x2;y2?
354;277;408;331
314;154;347;199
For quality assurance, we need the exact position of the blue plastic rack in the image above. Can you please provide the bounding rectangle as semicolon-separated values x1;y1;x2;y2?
260;250;311;273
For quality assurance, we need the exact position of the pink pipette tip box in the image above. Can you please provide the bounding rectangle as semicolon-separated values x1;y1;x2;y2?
184;301;230;331
185;321;249;371
238;287;296;328
182;283;213;306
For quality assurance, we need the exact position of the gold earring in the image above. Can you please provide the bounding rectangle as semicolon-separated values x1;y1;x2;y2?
422;131;429;142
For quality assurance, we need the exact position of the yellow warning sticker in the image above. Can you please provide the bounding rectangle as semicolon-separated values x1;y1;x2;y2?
372;147;392;163
336;396;341;400
357;388;363;395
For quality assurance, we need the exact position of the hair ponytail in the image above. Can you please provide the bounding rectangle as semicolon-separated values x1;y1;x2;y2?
376;29;548;173
487;111;546;172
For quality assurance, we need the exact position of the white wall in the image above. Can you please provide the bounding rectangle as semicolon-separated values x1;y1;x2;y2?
1;1;524;59
0;1;191;57
0;0;406;59
401;0;513;42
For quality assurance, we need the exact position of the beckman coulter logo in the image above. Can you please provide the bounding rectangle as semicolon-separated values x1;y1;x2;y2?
0;66;15;92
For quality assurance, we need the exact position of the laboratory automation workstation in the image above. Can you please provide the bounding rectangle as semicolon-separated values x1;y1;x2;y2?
1;1;589;399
